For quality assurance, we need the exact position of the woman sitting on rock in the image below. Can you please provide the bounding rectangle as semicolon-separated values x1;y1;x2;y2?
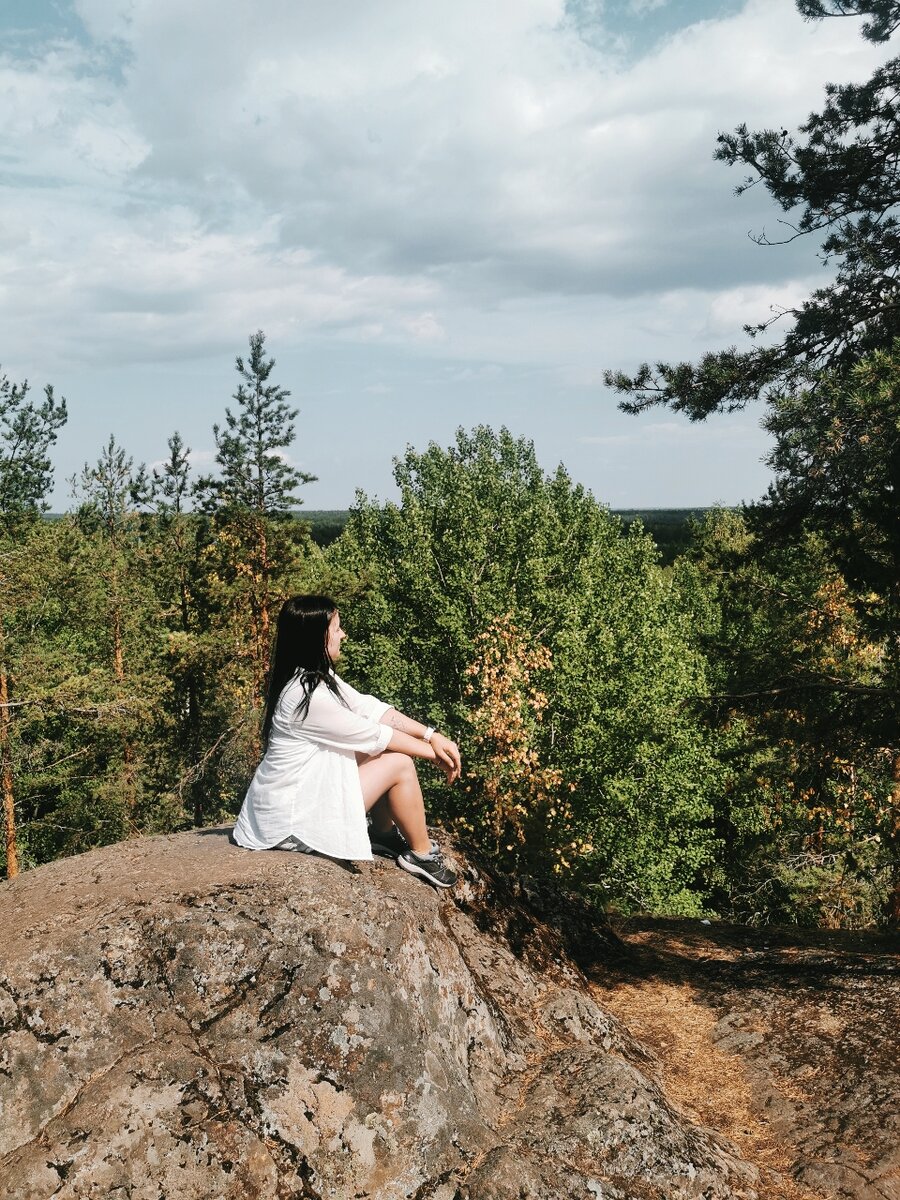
232;594;461;888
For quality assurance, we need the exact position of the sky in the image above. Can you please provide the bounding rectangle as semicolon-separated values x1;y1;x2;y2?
0;0;891;511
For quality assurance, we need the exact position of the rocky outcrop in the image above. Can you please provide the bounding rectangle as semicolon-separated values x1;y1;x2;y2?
1;829;760;1199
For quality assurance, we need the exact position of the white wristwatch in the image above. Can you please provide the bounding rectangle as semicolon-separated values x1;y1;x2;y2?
423;726;435;743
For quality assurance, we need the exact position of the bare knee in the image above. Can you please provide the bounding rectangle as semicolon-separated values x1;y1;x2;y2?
393;753;418;784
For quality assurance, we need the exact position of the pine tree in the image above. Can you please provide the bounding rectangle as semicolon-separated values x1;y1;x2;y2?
0;368;67;521
605;0;900;417
202;330;315;517
150;431;197;641
74;436;149;682
147;433;211;825
605;0;900;924
1;368;67;876
198;331;316;724
71;437;152;821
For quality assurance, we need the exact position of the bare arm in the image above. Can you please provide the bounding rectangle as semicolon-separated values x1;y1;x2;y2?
381;707;462;783
381;707;430;737
385;728;437;759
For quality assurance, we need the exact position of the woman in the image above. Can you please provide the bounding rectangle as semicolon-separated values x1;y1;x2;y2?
232;595;461;888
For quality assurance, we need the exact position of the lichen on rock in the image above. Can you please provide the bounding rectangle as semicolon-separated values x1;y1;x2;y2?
1;830;760;1199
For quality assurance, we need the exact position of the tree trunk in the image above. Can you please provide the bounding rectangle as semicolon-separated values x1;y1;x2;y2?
173;531;205;828
0;661;18;879
256;517;271;716
112;602;125;683
109;574;137;821
175;554;203;827
247;517;271;766
889;751;900;929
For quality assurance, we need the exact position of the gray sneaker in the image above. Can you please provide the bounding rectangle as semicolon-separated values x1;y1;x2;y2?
369;825;410;859
273;834;315;854
397;845;457;889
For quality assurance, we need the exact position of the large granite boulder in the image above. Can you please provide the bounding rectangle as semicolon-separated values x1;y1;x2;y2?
1;830;760;1199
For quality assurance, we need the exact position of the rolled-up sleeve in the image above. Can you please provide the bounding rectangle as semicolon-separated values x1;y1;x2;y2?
301;686;392;755
334;675;391;723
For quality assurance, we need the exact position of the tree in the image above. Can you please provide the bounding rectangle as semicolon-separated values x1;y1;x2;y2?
679;510;891;925
758;348;900;919
0;520;65;876
605;0;900;924
151;430;192;518
796;0;900;43
68;436;158;824
762;346;900;655
73;436;150;684
0;369;67;521
333;427;732;914
198;332;316;721
146;433;208;824
203;331;315;517
1;368;66;877
144;429;271;829
605;1;900;418
462;614;568;872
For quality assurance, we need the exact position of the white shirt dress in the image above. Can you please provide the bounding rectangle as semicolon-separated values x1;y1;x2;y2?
232;672;393;860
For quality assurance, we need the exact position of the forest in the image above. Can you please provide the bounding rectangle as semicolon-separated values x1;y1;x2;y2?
304;509;701;564
3;0;899;930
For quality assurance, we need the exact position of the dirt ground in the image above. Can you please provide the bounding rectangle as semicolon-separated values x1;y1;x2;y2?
589;918;900;1200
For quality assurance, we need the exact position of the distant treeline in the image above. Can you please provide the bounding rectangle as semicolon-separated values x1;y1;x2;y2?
605;510;707;566
46;505;705;562
302;510;353;547
304;508;710;565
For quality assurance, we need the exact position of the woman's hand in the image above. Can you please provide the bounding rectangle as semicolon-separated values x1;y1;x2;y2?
430;732;461;784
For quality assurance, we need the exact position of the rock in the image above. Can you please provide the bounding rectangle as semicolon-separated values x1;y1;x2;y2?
0;830;760;1199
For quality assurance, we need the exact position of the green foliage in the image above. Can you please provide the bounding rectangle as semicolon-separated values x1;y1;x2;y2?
194;331;318;719
298;509;708;562
734;843;887;930
678;508;895;925
763;345;900;671
796;0;900;43
198;330;315;517
618;509;708;565
605;2;900;418
332;427;729;915
4;316;895;927
0;368;67;520
1;333;325;876
1;515;161;866
304;511;350;547
1;371;67;876
603;0;900;925
151;431;192;517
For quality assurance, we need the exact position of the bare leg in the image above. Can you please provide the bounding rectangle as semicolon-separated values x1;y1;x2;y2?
358;752;431;854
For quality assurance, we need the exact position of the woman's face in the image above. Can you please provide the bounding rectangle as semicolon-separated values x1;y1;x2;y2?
326;610;346;662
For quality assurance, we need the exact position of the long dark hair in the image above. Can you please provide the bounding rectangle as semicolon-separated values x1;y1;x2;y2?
262;595;343;745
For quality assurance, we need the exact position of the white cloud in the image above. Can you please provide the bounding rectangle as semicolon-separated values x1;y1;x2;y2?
402;312;447;343
580;415;767;446
0;188;445;372
4;0;887;359
629;0;670;13
0;0;892;515
701;278;817;338
186;448;216;469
